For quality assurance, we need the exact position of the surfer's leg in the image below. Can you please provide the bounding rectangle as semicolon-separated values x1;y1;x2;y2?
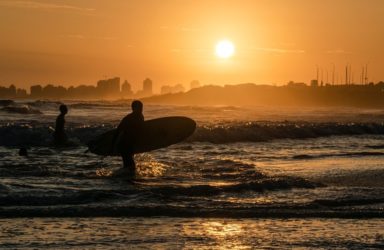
122;154;136;176
53;132;67;146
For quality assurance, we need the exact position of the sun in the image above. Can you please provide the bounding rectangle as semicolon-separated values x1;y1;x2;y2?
215;40;235;59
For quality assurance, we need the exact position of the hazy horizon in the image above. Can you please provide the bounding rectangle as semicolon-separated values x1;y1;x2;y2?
1;0;384;93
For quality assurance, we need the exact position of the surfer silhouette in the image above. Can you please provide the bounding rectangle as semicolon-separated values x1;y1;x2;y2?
114;100;144;176
53;104;68;145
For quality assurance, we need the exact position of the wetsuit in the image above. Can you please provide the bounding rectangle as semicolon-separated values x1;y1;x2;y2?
54;113;67;145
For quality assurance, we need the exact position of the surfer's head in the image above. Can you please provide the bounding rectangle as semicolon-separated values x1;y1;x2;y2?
131;100;143;113
59;104;68;115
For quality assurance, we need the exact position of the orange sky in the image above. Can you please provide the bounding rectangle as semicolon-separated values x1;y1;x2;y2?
0;0;384;93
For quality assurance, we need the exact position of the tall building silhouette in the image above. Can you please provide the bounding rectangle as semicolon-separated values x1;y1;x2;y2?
121;80;133;97
310;79;318;87
97;77;120;97
30;85;43;97
143;78;153;96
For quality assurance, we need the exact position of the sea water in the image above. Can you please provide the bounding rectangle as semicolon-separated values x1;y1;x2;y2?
0;100;383;249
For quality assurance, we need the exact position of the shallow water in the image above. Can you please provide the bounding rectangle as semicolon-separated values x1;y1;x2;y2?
1;218;383;249
0;100;383;248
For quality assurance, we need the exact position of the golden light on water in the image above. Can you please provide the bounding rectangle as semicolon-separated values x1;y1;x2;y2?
196;221;246;249
203;221;243;237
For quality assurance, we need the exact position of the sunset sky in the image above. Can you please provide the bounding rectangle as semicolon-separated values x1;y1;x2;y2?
1;0;384;92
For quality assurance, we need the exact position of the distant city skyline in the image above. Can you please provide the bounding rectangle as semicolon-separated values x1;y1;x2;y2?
1;76;384;101
0;77;204;96
1;0;383;91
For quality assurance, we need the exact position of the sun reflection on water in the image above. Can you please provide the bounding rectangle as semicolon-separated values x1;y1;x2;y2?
136;154;168;177
95;167;113;177
184;220;249;249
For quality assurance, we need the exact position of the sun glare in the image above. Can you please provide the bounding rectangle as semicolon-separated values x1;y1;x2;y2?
215;40;235;59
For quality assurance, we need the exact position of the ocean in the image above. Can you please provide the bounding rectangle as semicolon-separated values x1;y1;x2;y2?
0;100;383;249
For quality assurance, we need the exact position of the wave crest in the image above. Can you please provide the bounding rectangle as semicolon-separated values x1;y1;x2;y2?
1;122;384;146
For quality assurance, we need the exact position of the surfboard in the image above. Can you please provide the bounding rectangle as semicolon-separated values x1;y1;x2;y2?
87;116;196;156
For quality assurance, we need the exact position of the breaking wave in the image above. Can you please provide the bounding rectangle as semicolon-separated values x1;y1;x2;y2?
1;105;42;114
1;122;384;146
191;122;384;143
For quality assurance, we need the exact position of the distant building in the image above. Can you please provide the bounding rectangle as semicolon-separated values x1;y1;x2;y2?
97;77;120;97
16;88;27;98
69;85;97;98
30;85;43;97
310;79;318;87
0;85;17;98
9;85;16;96
39;84;67;98
121;80;133;97
142;78;153;96
287;81;306;87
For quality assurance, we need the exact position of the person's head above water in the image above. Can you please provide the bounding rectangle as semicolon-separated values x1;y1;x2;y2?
59;104;68;115
131;100;143;113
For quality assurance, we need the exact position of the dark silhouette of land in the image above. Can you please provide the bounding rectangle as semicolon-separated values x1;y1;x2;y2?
143;82;384;107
